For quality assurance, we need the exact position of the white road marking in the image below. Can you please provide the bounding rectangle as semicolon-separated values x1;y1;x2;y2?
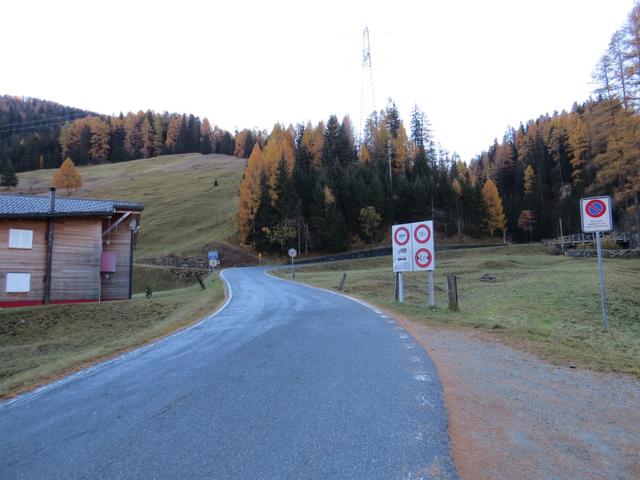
399;334;409;339
2;270;235;410
414;374;430;382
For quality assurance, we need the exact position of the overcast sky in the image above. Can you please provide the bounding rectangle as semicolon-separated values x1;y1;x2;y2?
1;0;636;161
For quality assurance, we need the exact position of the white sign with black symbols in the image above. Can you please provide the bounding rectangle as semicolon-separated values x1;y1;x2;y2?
392;220;435;272
411;221;435;271
392;224;412;272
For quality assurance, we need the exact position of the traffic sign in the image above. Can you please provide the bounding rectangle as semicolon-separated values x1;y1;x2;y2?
414;248;433;269
411;221;435;271
580;196;612;233
208;250;219;260
413;223;432;244
288;248;297;258
393;225;410;246
392;224;412;272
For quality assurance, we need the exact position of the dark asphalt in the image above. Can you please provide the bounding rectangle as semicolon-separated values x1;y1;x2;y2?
1;267;458;479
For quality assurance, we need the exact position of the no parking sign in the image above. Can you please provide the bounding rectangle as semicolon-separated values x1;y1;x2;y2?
580;196;612;233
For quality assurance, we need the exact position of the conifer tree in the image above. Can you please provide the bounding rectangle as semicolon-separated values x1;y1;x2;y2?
482;179;507;241
52;157;82;194
0;160;18;188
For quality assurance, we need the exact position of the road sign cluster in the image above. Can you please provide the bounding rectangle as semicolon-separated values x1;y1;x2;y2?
392;220;435;272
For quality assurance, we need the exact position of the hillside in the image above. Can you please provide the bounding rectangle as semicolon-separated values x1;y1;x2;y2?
6;153;246;258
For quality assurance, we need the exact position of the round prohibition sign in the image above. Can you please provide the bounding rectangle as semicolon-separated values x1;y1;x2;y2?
394;226;411;246
413;223;432;244
585;199;607;218
414;247;433;268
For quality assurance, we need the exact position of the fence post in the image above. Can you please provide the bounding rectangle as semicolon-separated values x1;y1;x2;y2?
447;275;458;311
338;272;347;291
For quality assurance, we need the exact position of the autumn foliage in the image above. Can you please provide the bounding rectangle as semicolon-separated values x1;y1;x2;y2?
52;157;83;194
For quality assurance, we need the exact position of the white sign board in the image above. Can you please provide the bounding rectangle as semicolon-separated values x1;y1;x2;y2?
580;196;613;233
411;221;435;271
392;224;412;272
392;220;435;272
288;248;297;258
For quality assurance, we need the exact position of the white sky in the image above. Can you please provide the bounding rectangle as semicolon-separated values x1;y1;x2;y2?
1;0;636;161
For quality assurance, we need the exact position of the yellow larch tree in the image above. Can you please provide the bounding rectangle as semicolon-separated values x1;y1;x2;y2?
52;157;83;195
482;179;507;241
236;144;265;243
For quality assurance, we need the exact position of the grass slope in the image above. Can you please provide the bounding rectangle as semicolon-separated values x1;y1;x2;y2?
0;273;225;398
275;245;640;375
9;153;246;257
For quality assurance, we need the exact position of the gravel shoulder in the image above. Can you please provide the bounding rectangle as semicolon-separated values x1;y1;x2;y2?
393;313;640;480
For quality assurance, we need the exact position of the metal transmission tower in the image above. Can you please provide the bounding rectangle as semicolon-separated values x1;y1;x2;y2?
359;27;376;149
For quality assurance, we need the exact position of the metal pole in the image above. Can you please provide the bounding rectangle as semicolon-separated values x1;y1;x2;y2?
595;231;609;331
559;218;565;251
291;257;295;279
398;272;404;303
428;271;435;306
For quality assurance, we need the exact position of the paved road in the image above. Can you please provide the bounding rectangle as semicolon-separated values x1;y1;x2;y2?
1;268;457;479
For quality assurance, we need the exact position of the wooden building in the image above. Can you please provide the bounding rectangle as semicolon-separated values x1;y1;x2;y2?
0;189;143;308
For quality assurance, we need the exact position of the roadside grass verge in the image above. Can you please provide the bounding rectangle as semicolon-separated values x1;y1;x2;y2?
132;264;199;294
273;245;640;375
0;273;225;399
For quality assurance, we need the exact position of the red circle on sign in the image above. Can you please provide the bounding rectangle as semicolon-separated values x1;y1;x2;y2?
394;226;410;246
414;248;433;268
413;224;432;244
585;199;606;218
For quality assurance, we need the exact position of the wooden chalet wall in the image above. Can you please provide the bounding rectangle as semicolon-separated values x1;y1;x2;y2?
0;219;48;303
50;218;101;302
100;215;133;300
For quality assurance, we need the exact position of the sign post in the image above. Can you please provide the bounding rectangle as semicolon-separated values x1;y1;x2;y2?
208;251;219;270
288;248;297;279
412;221;436;306
580;196;613;331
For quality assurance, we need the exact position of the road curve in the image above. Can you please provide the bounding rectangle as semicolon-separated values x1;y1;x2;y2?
1;267;458;479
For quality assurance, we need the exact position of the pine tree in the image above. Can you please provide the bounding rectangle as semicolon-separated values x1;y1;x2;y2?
0;160;18;188
52;157;83;194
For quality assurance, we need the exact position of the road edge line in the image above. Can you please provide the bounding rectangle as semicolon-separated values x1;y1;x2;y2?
1;270;234;410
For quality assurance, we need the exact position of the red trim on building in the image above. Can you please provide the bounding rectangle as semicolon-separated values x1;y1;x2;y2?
0;298;128;308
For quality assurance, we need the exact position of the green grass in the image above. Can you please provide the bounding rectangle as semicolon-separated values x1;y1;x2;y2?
132;264;200;294
274;245;640;375
8;153;246;257
0;273;225;398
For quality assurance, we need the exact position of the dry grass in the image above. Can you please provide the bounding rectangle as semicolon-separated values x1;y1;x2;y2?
0;273;225;398
6;153;246;257
275;245;640;375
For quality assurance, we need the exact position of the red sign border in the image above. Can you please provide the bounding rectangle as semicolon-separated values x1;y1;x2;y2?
414;247;433;269
413;223;432;244
393;226;411;246
584;199;607;218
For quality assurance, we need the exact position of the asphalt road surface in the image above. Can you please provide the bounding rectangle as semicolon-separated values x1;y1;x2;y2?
1;267;458;479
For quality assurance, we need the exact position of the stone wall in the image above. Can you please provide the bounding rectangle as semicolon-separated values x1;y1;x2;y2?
564;249;640;258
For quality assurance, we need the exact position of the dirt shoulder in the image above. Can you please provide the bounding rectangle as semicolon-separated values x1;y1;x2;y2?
392;313;640;480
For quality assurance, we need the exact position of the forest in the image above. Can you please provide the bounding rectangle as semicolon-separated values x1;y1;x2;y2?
2;3;639;251
0;96;237;171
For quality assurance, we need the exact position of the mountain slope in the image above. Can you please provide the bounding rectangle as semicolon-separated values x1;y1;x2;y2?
7;153;245;257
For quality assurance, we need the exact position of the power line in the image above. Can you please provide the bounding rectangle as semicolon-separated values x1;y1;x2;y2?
0;114;91;136
0;111;88;130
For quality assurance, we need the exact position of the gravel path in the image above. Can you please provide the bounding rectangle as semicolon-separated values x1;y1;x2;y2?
395;316;640;480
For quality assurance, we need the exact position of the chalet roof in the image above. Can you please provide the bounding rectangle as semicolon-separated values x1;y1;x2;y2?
0;193;143;218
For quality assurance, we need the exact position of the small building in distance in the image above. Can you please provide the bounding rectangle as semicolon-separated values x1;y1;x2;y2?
0;188;143;308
